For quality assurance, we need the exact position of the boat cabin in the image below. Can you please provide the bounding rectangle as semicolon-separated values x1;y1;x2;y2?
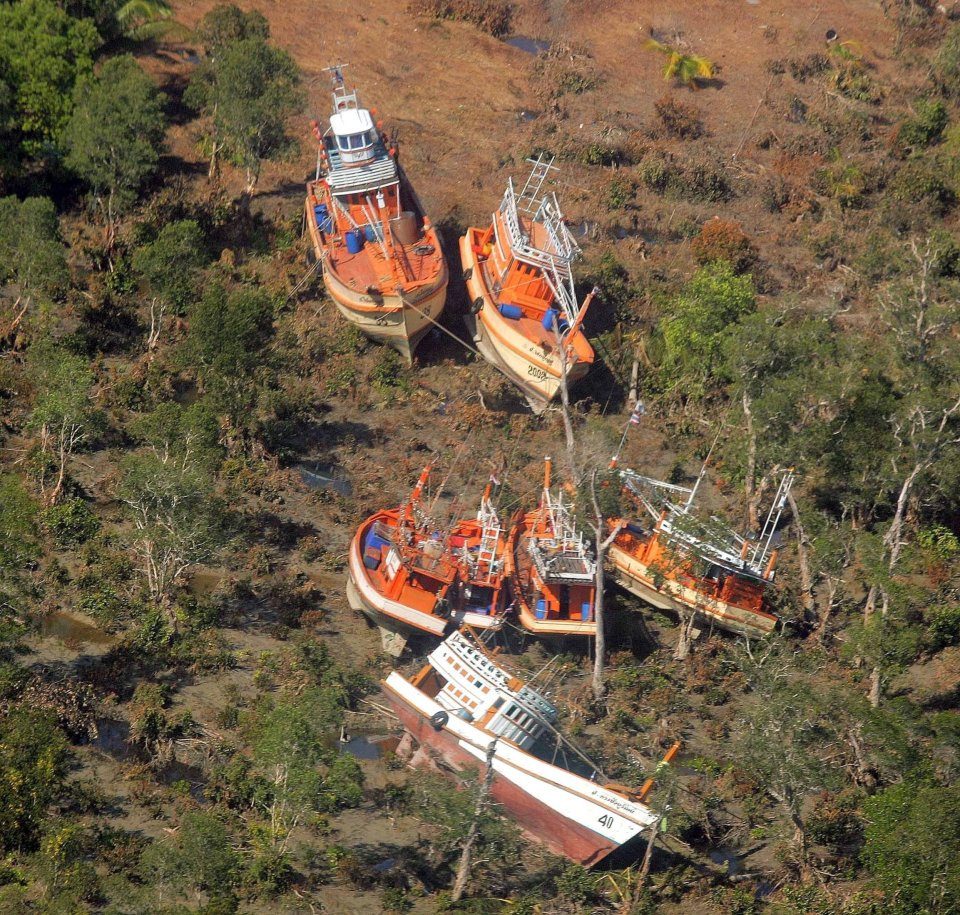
330;105;377;165
361;520;457;617
414;632;558;751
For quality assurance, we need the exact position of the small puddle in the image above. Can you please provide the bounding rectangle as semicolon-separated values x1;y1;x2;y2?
94;718;130;757
518;110;538;123
571;220;599;239
40;611;115;647
709;847;742;876
172;379;199;406
340;733;400;760
180;49;201;65
506;36;551;55
296;462;352;496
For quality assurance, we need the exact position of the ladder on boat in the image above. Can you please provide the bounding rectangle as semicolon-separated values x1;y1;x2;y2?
475;500;502;580
517;154;559;215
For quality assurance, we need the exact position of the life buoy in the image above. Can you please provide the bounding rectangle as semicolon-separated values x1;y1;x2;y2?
470;297;484;315
430;710;449;731
462;266;473;282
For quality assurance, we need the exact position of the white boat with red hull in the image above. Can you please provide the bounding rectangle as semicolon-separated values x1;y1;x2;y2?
382;630;678;866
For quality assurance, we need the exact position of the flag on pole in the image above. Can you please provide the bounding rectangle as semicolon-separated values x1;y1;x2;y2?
489;473;500;486
629;400;646;424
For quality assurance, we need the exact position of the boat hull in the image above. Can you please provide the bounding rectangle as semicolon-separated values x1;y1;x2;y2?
460;234;591;413
348;518;503;643
608;541;777;638
322;265;447;363
383;673;654;866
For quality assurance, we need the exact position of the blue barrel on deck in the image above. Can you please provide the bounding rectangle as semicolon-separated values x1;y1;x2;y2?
363;528;390;569
345;229;364;254
498;303;523;320
581;601;592;621
363;224;379;242
314;204;332;233
542;307;569;333
535;598;547;620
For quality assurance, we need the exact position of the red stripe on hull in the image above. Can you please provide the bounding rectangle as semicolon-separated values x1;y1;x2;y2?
383;684;620;866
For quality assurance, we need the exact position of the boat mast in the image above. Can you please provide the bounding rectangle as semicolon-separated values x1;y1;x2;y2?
682;431;721;514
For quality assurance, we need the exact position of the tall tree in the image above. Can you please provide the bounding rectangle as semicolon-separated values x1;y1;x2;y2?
0;0;101;158
26;341;95;505
185;29;302;192
730;643;841;852
119;446;218;626
0;195;69;346
65;53;166;256
180;283;275;449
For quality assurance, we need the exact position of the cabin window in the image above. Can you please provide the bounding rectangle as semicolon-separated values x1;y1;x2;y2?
337;131;372;151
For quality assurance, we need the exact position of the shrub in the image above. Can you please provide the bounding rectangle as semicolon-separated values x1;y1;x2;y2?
606;175;636;210
891;163;955;214
41;497;100;546
407;0;512;37
577;142;621;167
927;605;960;651
691;218;758;273
933;25;960;98
895;99;948;152
652;93;703;139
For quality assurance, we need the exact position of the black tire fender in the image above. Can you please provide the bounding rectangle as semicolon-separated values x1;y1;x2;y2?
470;297;484;315
430;710;449;731
462;266;473;282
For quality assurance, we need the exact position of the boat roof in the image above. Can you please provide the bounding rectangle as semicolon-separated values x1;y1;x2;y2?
429;631;558;723
330;107;374;136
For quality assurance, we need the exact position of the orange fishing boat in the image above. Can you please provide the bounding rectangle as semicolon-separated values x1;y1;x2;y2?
305;65;448;362
347;466;508;654
607;466;795;639
504;458;598;637
460;156;598;412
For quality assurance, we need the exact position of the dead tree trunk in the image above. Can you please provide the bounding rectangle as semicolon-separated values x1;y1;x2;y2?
673;611;698;661
638;815;662;885
451;739;498;902
743;390;759;532
786;490;815;622
555;320;576;475
590;472;623;703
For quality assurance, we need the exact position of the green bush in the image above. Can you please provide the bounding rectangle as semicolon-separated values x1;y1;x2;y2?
863;781;960;912
933;25;960;98
578;142;621;167
891;163;955;214
897;99;948;150
42;497;100;546
927;605;960;652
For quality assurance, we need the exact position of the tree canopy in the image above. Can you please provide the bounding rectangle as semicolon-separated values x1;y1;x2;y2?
185;16;302;192
0;0;101;158
65;53;166;244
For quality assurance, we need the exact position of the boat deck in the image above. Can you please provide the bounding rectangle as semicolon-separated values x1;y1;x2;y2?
306;182;444;297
